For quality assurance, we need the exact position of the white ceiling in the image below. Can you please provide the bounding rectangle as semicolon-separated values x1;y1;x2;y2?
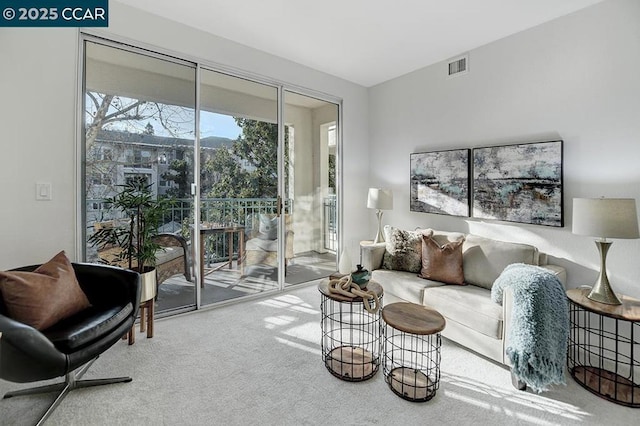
116;0;605;87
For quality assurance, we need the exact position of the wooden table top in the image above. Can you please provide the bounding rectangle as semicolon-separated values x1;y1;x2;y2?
567;288;640;322
382;302;446;335
318;279;383;303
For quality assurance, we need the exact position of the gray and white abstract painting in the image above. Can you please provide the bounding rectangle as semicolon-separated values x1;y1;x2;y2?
472;141;563;227
410;149;470;216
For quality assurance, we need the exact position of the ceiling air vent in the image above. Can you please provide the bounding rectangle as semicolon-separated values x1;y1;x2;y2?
447;55;468;78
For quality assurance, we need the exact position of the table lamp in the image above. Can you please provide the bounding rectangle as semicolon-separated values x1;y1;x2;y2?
572;197;639;305
367;188;393;244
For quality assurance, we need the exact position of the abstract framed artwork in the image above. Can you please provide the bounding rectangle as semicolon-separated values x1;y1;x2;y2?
410;149;470;217
472;140;563;227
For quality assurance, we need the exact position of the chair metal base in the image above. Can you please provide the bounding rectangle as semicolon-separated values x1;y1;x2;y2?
3;357;132;426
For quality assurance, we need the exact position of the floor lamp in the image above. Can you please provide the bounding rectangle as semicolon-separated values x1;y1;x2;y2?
368;188;393;244
572;197;639;305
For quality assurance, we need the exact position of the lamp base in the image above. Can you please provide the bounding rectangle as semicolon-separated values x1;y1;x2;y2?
587;282;622;305
373;210;385;244
586;240;622;305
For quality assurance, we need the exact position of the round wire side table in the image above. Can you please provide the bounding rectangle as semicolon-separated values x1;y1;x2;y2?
319;279;384;382
566;288;640;407
381;302;446;402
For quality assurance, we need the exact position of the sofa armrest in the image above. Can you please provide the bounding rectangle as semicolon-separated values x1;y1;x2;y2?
361;243;386;271
500;263;567;366
502;286;514;366
538;264;567;288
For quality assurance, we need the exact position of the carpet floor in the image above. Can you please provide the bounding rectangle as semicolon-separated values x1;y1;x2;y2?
1;283;637;425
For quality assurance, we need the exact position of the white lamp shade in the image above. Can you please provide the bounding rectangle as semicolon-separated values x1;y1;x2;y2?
367;188;393;210
572;198;640;239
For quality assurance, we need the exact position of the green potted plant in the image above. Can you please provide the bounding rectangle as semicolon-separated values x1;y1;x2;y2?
89;177;173;293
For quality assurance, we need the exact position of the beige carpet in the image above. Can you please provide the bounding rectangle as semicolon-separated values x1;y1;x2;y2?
1;283;638;425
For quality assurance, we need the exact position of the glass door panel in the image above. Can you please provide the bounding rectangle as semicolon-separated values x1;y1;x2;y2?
83;41;197;314
199;69;279;305
283;91;339;286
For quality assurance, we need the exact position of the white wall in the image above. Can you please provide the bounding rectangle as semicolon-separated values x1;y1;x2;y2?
0;1;369;269
0;28;79;268
368;0;640;297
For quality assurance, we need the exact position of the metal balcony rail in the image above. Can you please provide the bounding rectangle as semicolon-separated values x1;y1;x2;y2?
87;198;280;263
324;195;337;251
87;196;337;263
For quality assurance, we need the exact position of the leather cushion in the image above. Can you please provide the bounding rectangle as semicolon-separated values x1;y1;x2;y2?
419;234;465;285
0;251;91;330
44;302;134;352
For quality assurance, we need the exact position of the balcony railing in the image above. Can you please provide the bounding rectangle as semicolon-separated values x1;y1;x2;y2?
324;195;337;251
87;196;337;263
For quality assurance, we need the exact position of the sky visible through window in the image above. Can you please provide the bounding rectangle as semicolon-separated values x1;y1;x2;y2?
200;112;241;140
127;112;241;140
87;93;242;141
139;111;241;140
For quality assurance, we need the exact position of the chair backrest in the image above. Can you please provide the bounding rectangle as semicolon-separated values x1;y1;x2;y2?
0;293;8;316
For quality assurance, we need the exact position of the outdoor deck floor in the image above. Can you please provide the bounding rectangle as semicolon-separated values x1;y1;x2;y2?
155;251;336;313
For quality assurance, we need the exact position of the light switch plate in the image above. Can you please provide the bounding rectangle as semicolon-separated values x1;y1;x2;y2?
36;182;52;201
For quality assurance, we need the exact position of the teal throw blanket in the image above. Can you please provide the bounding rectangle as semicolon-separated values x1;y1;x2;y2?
491;263;569;393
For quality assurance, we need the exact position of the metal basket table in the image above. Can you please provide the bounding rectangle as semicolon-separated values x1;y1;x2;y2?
319;279;383;381
381;302;446;402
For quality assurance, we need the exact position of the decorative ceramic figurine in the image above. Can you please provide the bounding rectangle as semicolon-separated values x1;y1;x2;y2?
351;264;371;287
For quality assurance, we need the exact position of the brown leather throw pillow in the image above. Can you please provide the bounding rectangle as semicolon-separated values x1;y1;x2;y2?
419;235;465;285
0;251;91;330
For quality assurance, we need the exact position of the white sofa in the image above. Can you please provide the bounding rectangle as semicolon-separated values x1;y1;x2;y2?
361;228;566;369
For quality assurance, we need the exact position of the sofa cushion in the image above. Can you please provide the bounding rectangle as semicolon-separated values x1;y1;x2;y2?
424;229;467;246
423;285;503;339
419;234;465;285
372;269;445;304
462;234;539;290
246;237;278;252
0;251;91;330
382;226;424;273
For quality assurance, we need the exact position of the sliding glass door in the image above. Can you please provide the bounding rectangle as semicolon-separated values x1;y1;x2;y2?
83;40;197;314
283;91;339;286
198;69;279;305
82;36;341;314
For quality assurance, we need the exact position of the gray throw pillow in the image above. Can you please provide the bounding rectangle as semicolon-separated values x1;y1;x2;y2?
382;226;425;273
